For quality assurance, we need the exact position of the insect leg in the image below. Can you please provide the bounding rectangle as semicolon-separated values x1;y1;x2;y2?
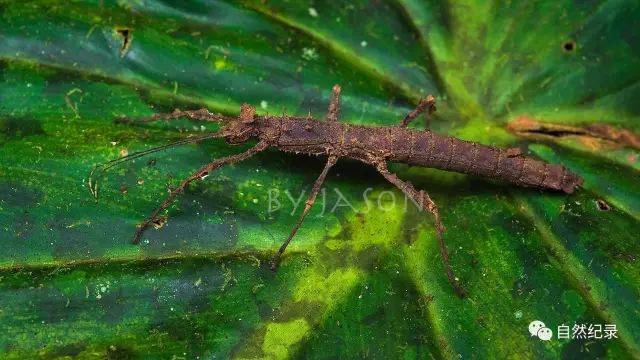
116;108;229;125
270;155;338;269
372;159;467;298
132;141;268;244
326;84;342;122
400;95;436;128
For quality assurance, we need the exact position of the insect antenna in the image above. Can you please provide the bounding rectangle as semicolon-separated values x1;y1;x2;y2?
88;132;224;199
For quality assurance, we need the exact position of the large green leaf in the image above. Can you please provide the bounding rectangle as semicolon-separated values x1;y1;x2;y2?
1;0;638;358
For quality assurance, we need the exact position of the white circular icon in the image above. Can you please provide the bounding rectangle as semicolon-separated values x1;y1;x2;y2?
537;327;553;341
528;320;546;337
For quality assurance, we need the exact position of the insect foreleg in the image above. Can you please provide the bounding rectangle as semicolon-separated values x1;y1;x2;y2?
270;155;339;270
132;141;268;244
400;95;436;128
372;159;467;298
116;108;230;125
326;85;342;122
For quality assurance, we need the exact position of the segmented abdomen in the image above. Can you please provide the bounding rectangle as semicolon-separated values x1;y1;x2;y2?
394;130;583;193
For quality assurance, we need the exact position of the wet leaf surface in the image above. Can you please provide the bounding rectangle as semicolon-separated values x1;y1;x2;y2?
0;1;638;358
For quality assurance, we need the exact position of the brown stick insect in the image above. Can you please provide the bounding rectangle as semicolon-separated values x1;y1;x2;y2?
89;85;583;298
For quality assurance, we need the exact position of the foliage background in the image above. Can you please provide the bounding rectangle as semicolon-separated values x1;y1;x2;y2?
0;0;638;358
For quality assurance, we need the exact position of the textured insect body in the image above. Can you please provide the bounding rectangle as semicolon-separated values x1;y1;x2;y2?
94;85;583;299
255;117;582;193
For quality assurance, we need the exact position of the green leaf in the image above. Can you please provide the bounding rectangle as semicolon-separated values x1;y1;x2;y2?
0;1;638;358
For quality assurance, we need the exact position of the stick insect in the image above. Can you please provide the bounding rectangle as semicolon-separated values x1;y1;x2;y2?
89;85;583;298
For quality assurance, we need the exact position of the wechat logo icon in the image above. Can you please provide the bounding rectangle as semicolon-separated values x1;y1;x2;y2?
529;320;553;341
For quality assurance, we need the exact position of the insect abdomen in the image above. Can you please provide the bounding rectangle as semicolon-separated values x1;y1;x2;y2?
406;130;583;193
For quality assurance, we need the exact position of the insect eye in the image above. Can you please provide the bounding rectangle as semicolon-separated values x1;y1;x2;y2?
239;104;256;123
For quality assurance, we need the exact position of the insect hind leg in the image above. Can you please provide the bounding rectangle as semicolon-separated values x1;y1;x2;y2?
132;141;268;244
400;95;436;128
372;159;467;298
